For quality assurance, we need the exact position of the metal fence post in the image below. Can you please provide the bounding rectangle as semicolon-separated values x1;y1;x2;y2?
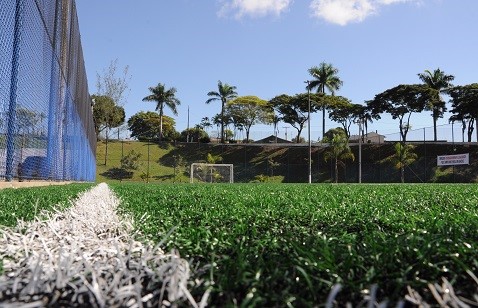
5;0;24;181
47;0;60;180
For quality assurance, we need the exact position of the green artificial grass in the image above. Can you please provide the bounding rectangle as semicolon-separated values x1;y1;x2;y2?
112;183;478;306
0;183;94;227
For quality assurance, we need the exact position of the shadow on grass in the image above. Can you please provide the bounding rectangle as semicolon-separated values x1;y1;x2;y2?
100;168;134;181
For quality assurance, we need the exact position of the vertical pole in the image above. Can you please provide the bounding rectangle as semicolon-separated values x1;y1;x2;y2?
121;139;124;162
452;122;455;183
187;105;190;143
423;127;426;182
358;120;362;183
147;139;150;183
47;0;61;180
306;80;312;184
5;0;24;181
400;127;404;183
104;128;108;165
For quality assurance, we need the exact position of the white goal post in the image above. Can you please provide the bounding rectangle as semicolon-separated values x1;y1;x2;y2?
190;163;234;183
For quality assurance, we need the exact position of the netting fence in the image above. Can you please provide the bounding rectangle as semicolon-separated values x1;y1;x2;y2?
98;123;478;184
0;0;95;181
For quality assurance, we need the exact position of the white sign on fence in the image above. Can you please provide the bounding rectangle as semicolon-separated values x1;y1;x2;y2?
437;153;469;166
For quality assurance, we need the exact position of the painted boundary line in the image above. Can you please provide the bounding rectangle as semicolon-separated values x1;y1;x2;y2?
0;183;208;306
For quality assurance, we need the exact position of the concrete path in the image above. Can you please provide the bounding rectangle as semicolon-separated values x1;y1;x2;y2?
0;180;75;189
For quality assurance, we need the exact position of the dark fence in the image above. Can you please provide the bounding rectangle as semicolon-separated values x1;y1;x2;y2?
97;139;478;184
0;0;95;181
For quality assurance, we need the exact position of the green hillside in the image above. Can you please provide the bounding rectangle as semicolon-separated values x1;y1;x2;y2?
96;140;478;183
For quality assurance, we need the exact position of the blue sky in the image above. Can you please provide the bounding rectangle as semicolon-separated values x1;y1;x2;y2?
76;0;478;141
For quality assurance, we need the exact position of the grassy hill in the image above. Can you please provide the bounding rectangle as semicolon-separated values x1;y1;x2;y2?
96;140;478;183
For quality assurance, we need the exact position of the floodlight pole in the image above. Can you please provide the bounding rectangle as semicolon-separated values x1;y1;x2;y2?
305;80;312;184
358;118;362;183
187;105;190;142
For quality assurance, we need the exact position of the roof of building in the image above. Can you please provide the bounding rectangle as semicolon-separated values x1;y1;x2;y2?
254;135;293;144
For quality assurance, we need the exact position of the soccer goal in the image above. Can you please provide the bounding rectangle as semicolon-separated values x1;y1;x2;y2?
190;163;234;183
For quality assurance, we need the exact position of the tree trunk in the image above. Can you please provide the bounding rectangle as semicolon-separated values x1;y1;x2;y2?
334;157;338;183
322;107;326;138
433;111;438;142
296;127;303;143
159;114;163;141
220;100;225;143
467;119;474;142
401;165;404;183
158;103;164;142
104;127;108;165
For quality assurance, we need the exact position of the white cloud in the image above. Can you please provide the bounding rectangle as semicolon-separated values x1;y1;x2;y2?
310;0;418;26
377;0;411;4
218;0;293;19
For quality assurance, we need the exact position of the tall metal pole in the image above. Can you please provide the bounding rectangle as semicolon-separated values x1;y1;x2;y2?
452;121;455;183
186;105;190;142
305;80;312;184
358;119;362;183
5;0;24;181
147;139;150;183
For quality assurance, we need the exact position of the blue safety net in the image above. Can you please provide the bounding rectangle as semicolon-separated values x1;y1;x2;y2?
0;0;96;182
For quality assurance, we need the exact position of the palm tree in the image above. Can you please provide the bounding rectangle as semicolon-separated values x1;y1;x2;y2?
272;114;281;143
142;83;180;141
307;62;343;138
418;68;454;141
385;142;417;183
356;105;376;142
206;81;238;143
323;131;354;183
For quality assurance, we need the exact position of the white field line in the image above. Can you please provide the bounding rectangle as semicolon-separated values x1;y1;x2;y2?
0;183;206;307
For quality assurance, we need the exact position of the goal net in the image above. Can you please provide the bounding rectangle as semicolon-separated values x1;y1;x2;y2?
190;163;234;183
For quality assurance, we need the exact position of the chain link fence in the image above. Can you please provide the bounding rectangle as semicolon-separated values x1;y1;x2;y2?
0;0;95;181
98;124;478;183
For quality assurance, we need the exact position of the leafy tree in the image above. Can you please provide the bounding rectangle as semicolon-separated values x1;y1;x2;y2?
327;96;363;139
172;154;187;182
199;117;212;132
449;113;467;142
206;153;223;164
15;107;40;135
225;129;234;141
323;129;354;183
142;83;181;141
127;111;178;141
179;127;210;143
271;114;281;141
384;142;417;183
92;95;125;139
354;105;377;141
307;62;343;137
418;68;454;141
448;84;478;142
270;94;320;143
206;81;238;143
268;158;280;176
121;150;141;171
212;112;233;141
367;84;433;142
323;127;347;141
227;96;274;143
92;95;125;165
